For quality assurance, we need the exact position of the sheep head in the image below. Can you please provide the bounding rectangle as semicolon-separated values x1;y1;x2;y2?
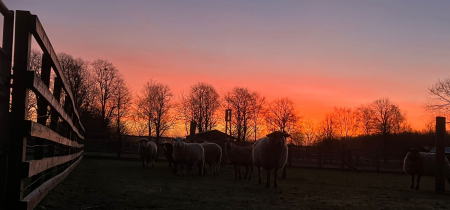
224;138;233;150
407;148;421;161
139;138;149;148
266;131;290;148
174;137;185;148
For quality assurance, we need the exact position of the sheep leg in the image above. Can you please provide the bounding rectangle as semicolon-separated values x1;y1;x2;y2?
273;169;279;188
141;158;145;167
415;175;421;190
238;165;242;180
183;165;187;177
266;170;271;188
257;166;262;184
244;166;249;179
172;163;178;174
234;164;238;180
248;165;253;180
152;158;155;167
410;175;415;189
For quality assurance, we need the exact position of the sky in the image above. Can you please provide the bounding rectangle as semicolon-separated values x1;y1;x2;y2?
5;0;450;130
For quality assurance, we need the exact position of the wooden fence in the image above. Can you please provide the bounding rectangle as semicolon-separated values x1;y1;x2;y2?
0;6;85;210
286;145;406;173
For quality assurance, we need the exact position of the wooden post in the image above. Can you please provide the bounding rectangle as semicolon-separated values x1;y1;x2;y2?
435;117;446;193
318;147;322;168
0;8;14;209
348;149;352;170
341;144;346;170
6;10;31;209
288;145;292;167
31;53;52;191
47;78;62;181
189;121;196;143
376;151;380;172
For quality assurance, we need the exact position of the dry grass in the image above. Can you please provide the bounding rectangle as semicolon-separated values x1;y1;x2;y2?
36;158;450;210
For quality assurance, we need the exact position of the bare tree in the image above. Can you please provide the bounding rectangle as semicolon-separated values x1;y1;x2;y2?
138;80;176;144
112;77;132;157
58;53;94;116
355;103;375;135
371;98;405;135
333;106;358;139
223;87;255;141
91;59;121;132
290;131;305;146
302;119;317;146
264;97;299;135
318;112;336;140
426;78;450;115
250;92;266;141
179;82;220;133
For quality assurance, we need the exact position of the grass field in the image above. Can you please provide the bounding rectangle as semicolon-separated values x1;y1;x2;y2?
36;157;450;210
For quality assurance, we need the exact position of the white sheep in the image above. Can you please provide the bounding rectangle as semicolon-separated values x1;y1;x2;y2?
138;138;158;167
201;141;222;175
173;137;205;176
225;138;253;180
403;148;450;189
252;131;290;188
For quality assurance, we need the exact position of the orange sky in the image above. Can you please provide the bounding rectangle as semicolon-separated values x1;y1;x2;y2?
7;0;450;131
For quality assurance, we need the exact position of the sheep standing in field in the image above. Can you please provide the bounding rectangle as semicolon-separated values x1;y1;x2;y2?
138;138;158;167
201;141;222;175
403;148;450;189
253;131;290;188
161;141;178;174
172;137;205;176
225;138;253;180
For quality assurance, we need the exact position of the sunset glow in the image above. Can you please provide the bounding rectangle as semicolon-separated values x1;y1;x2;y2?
7;0;450;131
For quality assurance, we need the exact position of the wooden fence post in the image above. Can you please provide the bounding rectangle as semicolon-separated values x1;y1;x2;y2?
341;144;346;170
348;149;352;170
6;10;31;209
189;121;196;143
0;6;14;210
435;117;446;193
376;151;380;172
318;147;322;168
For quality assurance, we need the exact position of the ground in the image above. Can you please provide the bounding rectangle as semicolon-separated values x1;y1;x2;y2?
36;157;450;210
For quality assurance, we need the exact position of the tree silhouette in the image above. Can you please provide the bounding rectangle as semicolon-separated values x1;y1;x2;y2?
91;59;122;133
426;78;450;115
264;97;299;135
371;98;405;135
179;82;220;134
138;80;176;144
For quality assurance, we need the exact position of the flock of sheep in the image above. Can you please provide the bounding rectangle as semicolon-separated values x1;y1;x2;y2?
138;131;290;188
139;132;450;190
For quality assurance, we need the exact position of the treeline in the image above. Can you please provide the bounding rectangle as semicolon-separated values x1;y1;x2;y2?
27;51;434;149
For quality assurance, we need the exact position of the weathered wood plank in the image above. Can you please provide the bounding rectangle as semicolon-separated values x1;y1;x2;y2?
25;121;83;148
21;156;83;210
0;7;14;209
25;71;84;140
7;10;31;207
23;151;83;178
29;14;85;133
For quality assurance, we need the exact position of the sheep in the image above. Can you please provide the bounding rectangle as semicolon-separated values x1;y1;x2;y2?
172;137;205;176
138;138;158;167
252;131;290;188
201;141;222;175
161;141;178;174
403;148;450;189
224;138;253;180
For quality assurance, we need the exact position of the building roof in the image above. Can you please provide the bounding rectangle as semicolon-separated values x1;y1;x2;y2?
185;129;235;142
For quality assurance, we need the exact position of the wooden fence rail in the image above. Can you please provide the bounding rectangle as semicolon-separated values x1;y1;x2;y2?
0;4;85;210
286;145;406;173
